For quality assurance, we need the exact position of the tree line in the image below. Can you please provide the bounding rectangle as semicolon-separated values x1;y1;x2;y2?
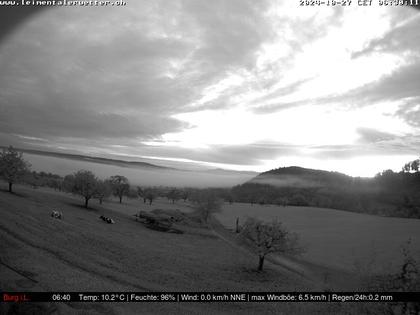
61;171;199;209
231;163;420;219
0;146;201;208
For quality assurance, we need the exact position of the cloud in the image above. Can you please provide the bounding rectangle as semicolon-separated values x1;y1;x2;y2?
356;128;397;144
0;103;186;139
395;98;420;128
120;142;299;167
0;2;419;176
323;60;420;115
0;0;274;143
351;10;420;58
189;143;300;166
310;134;420;160
183;0;272;71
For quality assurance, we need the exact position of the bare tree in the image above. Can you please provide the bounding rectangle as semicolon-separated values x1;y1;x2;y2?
359;239;420;315
63;170;98;208
167;188;181;204
145;188;157;205
126;187;139;199
181;190;189;202
191;189;223;222
94;179;112;204
137;186;146;203
240;217;303;271
0;146;30;193
109;175;130;203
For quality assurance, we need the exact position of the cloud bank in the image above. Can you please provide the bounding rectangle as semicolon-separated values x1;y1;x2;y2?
0;2;419;176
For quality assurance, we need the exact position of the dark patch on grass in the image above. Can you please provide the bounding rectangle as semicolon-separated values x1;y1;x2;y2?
0;188;27;198
63;201;99;212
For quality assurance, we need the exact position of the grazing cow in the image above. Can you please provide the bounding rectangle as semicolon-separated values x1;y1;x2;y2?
51;210;63;219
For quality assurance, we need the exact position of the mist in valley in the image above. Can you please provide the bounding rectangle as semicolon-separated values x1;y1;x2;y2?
24;153;255;188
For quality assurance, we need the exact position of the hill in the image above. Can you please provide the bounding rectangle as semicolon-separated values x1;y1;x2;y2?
249;166;358;188
232;166;420;218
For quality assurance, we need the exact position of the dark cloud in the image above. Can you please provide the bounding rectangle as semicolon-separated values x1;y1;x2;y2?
254;56;420;119
183;0;272;72
335;61;420;108
252;57;420;115
0;6;49;44
0;0;274;147
395;97;420;128
0;103;185;139
0;0;283;167
352;12;420;59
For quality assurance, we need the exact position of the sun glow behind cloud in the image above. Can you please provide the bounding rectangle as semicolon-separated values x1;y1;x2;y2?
1;2;420;177
155;101;413;149
142;5;420;176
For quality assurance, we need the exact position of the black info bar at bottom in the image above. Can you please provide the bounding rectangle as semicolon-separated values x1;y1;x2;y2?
2;292;420;303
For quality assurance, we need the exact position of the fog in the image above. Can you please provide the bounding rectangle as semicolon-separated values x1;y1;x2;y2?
250;175;324;188
25;153;254;188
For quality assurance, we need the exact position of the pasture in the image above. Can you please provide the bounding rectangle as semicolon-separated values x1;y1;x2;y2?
0;185;317;315
216;203;420;273
1;184;419;314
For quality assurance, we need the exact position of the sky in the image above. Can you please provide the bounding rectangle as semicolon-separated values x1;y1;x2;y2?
0;1;419;177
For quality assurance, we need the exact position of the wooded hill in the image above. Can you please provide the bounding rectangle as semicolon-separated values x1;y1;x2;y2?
231;167;420;219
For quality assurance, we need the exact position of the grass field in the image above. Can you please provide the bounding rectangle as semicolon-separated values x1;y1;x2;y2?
216;203;420;273
1;184;419;314
0;184;319;315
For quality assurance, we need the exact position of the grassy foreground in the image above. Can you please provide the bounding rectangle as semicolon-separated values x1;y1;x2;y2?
0;184;411;314
216;203;420;273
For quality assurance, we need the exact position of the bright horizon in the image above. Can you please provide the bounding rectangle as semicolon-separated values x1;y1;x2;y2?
1;2;420;177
